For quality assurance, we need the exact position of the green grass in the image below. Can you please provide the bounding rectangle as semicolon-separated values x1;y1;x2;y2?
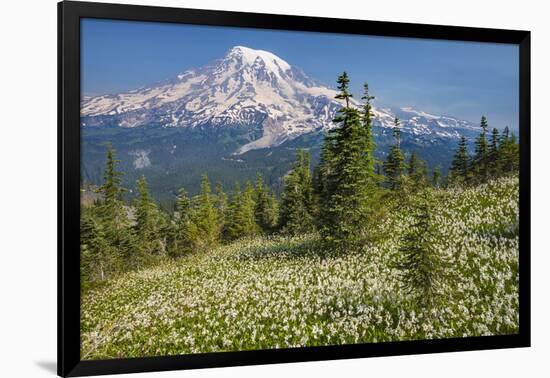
81;176;519;359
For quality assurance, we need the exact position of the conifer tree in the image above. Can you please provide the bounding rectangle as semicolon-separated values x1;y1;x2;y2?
383;118;406;190
280;150;315;235
407;151;425;184
335;71;352;107
502;126;510;142
407;150;418;176
471;116;490;181
96;144;135;263
175;188;191;224
449;136;470;185
134;175;163;255
361;82;376;178
224;182;242;240
432;167;441;188
243;181;260;234
96;144;128;226
316;129;336;210
488;127;500;177
189;175;220;249
269;190;280;228
254;174;278;233
214;182;228;226
397;191;447;309
318;73;373;247
225;182;258;240
168;187;192;257
80;210;116;282
407;151;428;189
498;126;520;174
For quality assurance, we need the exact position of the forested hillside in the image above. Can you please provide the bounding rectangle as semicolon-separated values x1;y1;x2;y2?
81;175;519;358
80;73;520;358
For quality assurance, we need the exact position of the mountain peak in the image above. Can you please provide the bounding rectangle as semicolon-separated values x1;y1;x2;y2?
226;46;291;73
81;47;479;153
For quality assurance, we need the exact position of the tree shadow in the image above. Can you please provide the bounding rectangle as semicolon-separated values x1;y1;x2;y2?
35;361;57;374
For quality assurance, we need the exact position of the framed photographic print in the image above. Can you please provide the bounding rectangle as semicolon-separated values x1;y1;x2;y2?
58;0;530;376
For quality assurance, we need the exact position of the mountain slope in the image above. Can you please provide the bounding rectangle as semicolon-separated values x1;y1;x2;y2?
82;46;347;153
81;176;519;358
80;46;486;201
81;46;480;154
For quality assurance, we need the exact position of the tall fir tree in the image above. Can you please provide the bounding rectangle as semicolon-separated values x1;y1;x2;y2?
225;182;259;240
167;187;192;257
134;175;164;255
80;210;117;283
397;191;448;309
96;144;128;226
188;175;221;249
214;182;228;227
471;115;490;182
407;150;418;176
95;144;136;263
224;182;242;240
498;126;520;174
488;127;501;177
279;150;315;235
361;82;377;179
335;71;352;107
318;73;373;247
383;118;406;190
449;136;470;185
407;151;428;189
254;174;278;233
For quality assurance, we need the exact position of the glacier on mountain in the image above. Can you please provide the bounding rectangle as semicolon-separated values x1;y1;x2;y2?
81;46;480;154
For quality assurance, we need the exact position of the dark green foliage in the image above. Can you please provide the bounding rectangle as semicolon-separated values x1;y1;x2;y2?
82;115;469;203
449;120;519;187
134;175;165;256
254;174;279;233
449;136;471;185
432;167;441;188
407;151;428;189
80;210;118;284
361;82;377;177
225;182;259;240
279;150;315;235
96;144;129;228
187;175;221;249
93;144;137;268
383;118;406;190
498;127;520;174
318;73;375;247
397;191;448;309
167;187;192;257
471;116;490;182
335;71;352;107
488;128;500;177
214;182;228;224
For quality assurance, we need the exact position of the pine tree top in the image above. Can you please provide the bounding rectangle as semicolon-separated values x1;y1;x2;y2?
361;82;375;104
480;115;488;132
335;72;352;107
393;117;402;145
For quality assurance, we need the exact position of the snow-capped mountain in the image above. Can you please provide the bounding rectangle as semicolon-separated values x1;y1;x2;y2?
81;46;480;154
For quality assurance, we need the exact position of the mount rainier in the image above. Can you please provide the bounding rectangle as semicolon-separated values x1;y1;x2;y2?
80;46;482;199
81;46;480;154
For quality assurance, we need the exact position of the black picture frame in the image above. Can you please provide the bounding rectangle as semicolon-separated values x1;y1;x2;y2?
58;1;531;376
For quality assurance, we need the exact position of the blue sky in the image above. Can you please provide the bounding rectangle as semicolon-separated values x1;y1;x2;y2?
81;19;519;129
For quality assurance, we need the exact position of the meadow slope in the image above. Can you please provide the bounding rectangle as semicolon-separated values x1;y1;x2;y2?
81;176;519;359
